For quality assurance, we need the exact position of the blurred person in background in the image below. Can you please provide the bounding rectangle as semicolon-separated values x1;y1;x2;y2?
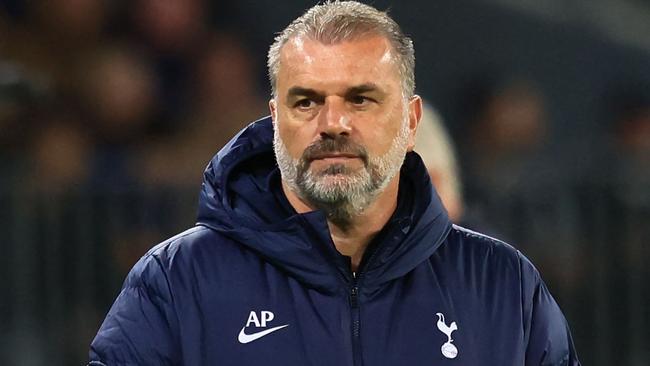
131;0;207;54
79;44;159;189
415;101;463;223
414;100;495;235
82;45;157;146
133;33;267;187
456;75;583;291
126;0;210;125
2;0;110;94
89;2;580;365
607;85;650;206
27;103;93;192
0;62;43;187
460;76;549;206
0;2;207;364
592;84;650;366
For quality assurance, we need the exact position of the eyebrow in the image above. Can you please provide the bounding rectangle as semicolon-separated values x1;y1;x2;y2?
286;83;385;102
286;87;322;101
346;83;384;96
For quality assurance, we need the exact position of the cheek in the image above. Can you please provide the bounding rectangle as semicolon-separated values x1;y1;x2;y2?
277;119;316;158
364;108;405;154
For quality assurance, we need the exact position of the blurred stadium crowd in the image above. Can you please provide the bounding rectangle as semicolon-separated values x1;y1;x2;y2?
0;0;648;365
0;1;269;364
0;0;268;193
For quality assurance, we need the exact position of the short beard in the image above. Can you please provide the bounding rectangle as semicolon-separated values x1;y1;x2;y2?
273;112;411;230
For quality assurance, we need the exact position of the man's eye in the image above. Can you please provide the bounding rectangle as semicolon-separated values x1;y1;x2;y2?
294;99;315;109
351;95;371;105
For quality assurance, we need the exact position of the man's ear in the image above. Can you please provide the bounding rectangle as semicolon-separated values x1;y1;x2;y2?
269;99;277;124
406;95;423;151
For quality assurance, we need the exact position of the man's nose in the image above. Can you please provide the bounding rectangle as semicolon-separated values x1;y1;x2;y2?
318;98;352;138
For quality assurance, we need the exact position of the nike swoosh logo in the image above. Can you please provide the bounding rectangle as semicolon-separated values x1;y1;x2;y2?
237;324;289;344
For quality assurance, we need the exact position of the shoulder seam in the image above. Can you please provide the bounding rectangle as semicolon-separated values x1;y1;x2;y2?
451;224;517;250
146;226;210;258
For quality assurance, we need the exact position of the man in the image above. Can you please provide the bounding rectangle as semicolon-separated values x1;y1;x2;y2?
415;102;464;222
89;1;580;365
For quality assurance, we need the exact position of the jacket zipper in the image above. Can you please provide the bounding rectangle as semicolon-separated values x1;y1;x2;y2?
345;222;393;366
349;273;362;366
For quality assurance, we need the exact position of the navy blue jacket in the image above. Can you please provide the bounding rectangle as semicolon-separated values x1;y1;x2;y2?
89;116;580;365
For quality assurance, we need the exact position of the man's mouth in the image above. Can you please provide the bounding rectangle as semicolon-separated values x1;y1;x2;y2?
309;153;360;162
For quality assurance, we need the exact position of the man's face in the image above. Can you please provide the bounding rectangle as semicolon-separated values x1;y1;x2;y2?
270;34;420;212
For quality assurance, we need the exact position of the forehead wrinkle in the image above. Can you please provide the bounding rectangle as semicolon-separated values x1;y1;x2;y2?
278;36;400;96
287;34;392;65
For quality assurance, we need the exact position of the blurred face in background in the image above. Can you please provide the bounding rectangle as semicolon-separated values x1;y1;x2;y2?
270;34;420;215
132;0;205;52
472;80;547;154
195;34;256;109
618;108;650;156
36;0;107;37
84;47;156;142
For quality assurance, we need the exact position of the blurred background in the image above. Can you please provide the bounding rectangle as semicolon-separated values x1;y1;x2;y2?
0;0;648;365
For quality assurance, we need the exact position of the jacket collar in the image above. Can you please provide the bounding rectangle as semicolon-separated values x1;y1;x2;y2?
197;116;452;294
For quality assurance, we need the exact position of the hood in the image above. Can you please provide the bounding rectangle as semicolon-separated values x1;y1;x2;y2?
196;116;452;294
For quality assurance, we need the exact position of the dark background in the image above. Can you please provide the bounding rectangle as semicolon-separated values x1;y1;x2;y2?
1;0;649;365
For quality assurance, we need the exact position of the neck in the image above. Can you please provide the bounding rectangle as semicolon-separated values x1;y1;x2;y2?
282;175;400;272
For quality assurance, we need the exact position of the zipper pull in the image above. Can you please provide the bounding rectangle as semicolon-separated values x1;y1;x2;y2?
350;285;359;308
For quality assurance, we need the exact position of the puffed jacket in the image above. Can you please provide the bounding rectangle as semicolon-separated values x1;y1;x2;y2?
89;116;580;366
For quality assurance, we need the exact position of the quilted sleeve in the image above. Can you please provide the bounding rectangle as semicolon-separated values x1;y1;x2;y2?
89;253;181;365
519;252;581;366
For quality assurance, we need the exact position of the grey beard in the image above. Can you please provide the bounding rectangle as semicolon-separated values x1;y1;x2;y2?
273;117;410;230
296;163;381;230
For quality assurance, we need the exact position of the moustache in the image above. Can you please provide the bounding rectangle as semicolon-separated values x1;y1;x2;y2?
301;136;369;166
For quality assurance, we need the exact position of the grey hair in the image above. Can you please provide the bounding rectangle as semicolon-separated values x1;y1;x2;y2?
267;1;415;98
